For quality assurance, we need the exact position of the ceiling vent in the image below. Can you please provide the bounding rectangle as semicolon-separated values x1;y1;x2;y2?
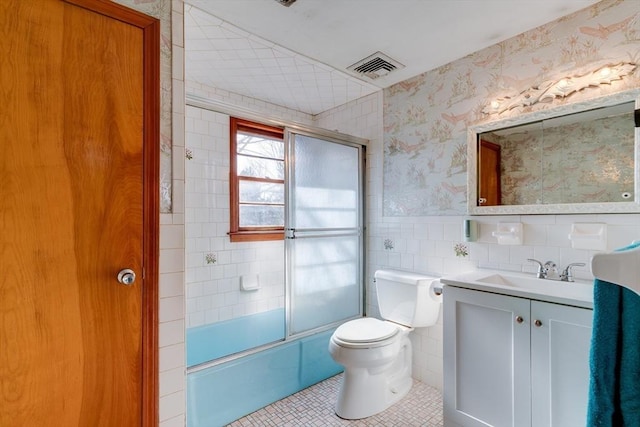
273;0;297;6
347;52;405;80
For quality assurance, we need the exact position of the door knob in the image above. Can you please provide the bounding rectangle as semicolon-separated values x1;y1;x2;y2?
117;269;136;286
515;315;524;324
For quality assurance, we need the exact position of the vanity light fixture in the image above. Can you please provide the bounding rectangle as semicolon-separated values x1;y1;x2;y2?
554;78;572;96
484;62;636;115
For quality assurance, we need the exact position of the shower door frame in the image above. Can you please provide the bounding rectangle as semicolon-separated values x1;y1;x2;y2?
184;94;367;368
284;127;367;339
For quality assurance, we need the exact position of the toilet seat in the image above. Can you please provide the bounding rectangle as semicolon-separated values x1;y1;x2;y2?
332;318;399;348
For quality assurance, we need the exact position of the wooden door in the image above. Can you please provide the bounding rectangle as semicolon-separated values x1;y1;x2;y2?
478;139;501;206
0;1;159;425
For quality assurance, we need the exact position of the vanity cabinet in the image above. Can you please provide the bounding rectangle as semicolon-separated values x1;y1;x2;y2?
443;286;592;427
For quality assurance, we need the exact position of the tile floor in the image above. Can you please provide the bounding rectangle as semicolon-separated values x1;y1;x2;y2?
228;373;443;426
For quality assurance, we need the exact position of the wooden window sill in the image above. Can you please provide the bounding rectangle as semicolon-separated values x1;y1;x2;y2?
229;231;284;242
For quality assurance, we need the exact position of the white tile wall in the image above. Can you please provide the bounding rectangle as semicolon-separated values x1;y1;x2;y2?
184;101;309;329
157;1;186;425
183;77;315;334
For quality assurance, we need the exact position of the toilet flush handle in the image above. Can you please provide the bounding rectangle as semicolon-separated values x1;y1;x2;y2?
117;269;136;286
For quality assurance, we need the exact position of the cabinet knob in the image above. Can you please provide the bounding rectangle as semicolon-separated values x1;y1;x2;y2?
515;315;524;324
534;319;543;327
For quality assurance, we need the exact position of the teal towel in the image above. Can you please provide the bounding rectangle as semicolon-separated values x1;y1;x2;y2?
588;242;640;427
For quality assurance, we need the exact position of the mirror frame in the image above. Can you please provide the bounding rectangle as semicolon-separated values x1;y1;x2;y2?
468;89;640;215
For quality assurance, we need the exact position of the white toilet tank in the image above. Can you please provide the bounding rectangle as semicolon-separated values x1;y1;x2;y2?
374;269;441;328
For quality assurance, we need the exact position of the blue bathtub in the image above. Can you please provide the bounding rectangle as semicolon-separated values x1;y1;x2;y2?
187;328;343;427
187;309;287;367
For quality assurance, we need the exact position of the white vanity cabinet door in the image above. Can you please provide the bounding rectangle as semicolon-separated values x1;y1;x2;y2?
444;286;531;427
530;301;593;427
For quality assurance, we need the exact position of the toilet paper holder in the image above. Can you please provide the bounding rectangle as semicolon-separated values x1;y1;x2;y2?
433;283;443;296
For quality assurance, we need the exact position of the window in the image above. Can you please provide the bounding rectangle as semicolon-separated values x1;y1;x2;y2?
229;118;285;242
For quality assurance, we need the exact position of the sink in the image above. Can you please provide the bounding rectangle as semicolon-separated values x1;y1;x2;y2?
442;270;594;307
476;273;556;289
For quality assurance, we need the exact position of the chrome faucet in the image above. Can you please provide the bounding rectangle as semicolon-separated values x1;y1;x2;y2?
527;259;585;282
527;259;557;279
560;263;586;282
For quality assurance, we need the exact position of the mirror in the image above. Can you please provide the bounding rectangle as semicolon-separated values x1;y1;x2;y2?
468;90;640;214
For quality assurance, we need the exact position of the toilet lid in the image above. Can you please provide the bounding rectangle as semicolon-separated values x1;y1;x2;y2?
334;318;398;343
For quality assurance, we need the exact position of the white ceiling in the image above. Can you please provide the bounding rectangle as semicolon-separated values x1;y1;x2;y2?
184;0;601;115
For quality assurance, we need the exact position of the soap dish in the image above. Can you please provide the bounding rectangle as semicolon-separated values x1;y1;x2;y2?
568;223;607;250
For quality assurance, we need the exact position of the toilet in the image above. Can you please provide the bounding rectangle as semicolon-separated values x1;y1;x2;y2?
328;269;442;419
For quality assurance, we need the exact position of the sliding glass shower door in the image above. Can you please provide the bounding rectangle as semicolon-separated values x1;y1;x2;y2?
285;130;364;335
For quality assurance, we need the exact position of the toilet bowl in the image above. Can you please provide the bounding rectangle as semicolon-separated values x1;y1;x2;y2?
329;317;413;419
328;269;441;419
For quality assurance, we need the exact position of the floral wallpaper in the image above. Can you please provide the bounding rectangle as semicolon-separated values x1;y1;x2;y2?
114;0;173;212
383;0;640;216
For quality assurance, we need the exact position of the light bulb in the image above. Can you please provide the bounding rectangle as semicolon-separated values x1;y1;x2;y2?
600;67;611;77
